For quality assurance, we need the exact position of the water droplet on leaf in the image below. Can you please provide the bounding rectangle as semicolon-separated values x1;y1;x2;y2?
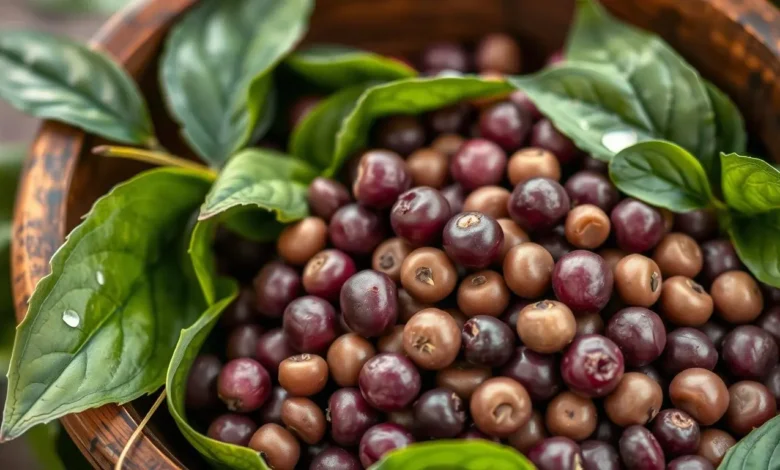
96;271;105;286
62;310;80;328
601;129;638;153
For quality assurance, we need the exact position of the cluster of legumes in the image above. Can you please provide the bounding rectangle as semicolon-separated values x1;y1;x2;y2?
186;34;780;470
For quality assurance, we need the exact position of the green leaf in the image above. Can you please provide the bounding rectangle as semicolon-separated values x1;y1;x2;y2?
0;31;154;146
286;45;416;89
706;83;747;155
609;140;713;212
160;0;313;167
721;153;780;215
24;424;66;470
0;144;24;353
730;210;780;288
167;279;270;470
0;167;213;441
719;414;780;469
370;440;535;470
564;0;716;168
329;76;512;176
290;83;372;170
31;0;127;14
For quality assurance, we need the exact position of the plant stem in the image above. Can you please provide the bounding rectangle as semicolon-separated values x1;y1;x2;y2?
114;389;167;470
93;146;217;179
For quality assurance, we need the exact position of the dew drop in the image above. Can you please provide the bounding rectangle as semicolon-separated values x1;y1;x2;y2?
578;120;591;131
601;129;638;153
96;271;105;286
62;310;80;328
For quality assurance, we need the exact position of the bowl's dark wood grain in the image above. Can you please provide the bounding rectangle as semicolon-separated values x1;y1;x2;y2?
11;0;780;468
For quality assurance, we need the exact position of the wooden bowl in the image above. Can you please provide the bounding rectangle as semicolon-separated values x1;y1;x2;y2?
11;0;780;468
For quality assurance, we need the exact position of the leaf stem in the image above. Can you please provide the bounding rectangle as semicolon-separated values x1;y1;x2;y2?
114;389;167;470
93;146;217;179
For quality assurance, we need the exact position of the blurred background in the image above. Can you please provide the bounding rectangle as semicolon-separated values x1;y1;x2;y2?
1;3;127;469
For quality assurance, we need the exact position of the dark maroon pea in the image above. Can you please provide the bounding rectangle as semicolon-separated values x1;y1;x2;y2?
479;101;532;152
308;177;351;221
509;90;542;120
442;212;504;269
765;365;780;407
564;171;620;212
674;209;718;242
221;288;257;329
462;316;515;367
610;199;665;253
527;437;583;470
328;388;380;446
353;149;412;209
661;328;718;376
536;230;573;261
257;386;288;425
582;155;609;174
255;328;296;374
721;325;779;379
207;414;257;446
500;346;561;401
310;447;361;470
606;307;666;367
390;187;451;246
594;420;621;445
450;139;507;190
186;354;222;409
441;183;465;213
226;325;263;360
374;116;426;156
531;119;578;164
650;408;700;457
619;425;665;470
700;239;742;283
667;456;715;470
757;305;780;347
329;204;387;255
763;283;780;306
341;270;398;337
552;250;613;313
426;102;472;134
501;300;532;330
420;42;469;74
359;353;421;412
508;177;571;231
698;321;728;349
581;440;620;470
359;423;415;468
302;249;357;302
217;358;271;412
253;262;301;319
561;334;624;398
283;296;337;353
413;388;467;438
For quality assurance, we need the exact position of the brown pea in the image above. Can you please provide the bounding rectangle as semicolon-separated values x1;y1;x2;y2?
545;392;598;441
516;300;576;353
599;248;627;275
669;368;730;426
660;276;713;326
403;308;461;370
397;288;432;323
660;208;675;234
475;33;522;74
431;133;465;157
614;254;663;307
604;372;663;426
564;204;610;249
503;243;554;299
326;333;376;387
372;238;412;283
276;217;328;265
249;423;300;470
463;186;511;219
377;325;406;355
712;270;764;324
436;363;492;400
497;218;530;263
457;270;510;317
507;148;561;185
508;411;548;453
400;247;458;303
653;232;703;278
406;148;449;188
278;354;328;397
697;428;736;466
280;397;326;444
470;377;532;437
575;312;604;336
726;381;777;436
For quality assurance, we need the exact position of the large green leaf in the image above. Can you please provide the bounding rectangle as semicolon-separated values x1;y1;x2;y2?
286;45;416;89
328;76;512;176
721;153;780;215
167;279;270;470
370;440;535;470
609;140;714;212
0;167;213;441
31;0;127;14
730;210;780;288
0;143;24;362
0;31;154;146
706;83;746;155
720;414;780;469
160;0;313;167
564;0;717;170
